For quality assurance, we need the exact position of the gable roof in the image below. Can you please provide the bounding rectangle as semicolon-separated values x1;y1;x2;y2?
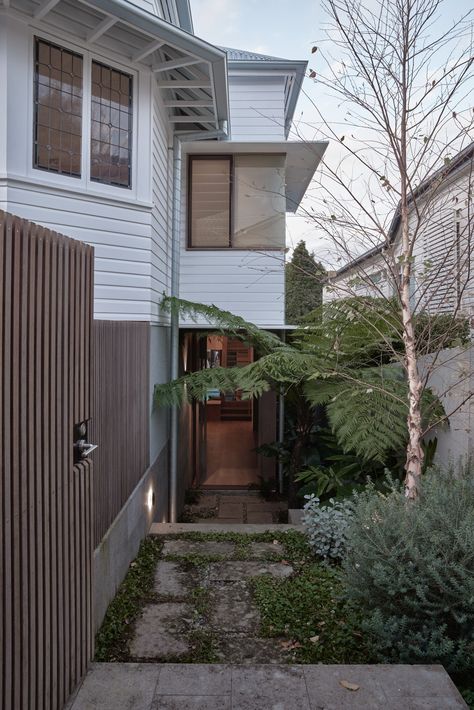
219;47;291;62
333;141;474;278
219;46;307;138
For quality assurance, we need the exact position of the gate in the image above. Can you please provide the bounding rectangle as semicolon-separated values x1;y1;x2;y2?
0;212;94;710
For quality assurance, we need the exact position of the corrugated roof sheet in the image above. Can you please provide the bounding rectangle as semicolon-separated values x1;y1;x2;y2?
219;46;290;62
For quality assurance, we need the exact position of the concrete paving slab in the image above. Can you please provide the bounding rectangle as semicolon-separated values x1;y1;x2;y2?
209;584;260;633
247;512;274;524
215;635;288;664
150;523;303;534
218;502;244;519
69;663;160;710
303;665;467;709
154;561;188;597
162;540;235;557
209;561;293;582
246;502;288;512
70;663;467;710
219;495;259;504
129;604;191;659
248;541;285;558
152;696;231;709
156;664;232;696
232;665;311;710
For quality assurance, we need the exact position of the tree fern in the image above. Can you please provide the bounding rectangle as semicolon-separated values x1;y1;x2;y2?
155;295;445;471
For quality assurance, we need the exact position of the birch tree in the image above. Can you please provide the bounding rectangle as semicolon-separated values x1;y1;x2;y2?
300;0;473;497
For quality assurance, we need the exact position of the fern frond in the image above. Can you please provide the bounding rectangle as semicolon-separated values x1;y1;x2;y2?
161;295;283;355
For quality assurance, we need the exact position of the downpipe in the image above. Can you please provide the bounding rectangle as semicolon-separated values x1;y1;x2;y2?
168;124;227;523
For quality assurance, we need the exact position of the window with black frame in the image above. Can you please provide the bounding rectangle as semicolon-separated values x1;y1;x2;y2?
33;38;83;177
90;61;133;188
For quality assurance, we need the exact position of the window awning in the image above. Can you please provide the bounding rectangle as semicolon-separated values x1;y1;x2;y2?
10;0;229;133
181;140;328;212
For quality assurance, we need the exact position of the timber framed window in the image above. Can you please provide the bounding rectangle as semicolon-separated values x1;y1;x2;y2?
34;38;83;177
188;154;286;249
33;38;134;189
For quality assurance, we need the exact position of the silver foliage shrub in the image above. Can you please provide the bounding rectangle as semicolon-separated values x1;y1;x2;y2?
302;495;353;560
343;466;474;672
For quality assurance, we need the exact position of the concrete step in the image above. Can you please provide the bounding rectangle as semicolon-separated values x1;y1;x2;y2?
150;522;303;534
67;663;468;709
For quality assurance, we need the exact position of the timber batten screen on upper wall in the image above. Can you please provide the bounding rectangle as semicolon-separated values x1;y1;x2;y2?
187;153;286;249
7;0;229;134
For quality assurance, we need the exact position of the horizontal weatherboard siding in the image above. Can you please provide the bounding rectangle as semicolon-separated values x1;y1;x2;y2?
1;181;155;320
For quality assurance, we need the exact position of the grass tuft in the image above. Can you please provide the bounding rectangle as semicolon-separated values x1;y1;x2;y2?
94;537;163;661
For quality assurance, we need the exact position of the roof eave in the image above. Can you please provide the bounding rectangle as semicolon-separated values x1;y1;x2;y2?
87;0;226;63
181;139;328;212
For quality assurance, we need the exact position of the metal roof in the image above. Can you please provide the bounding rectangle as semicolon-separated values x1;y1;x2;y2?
9;0;229;133
220;46;291;63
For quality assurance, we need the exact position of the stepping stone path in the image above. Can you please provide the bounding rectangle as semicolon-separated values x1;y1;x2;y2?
182;493;288;524
129;538;294;664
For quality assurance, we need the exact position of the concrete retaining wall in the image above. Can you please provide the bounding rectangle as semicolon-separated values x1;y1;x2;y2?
421;345;474;469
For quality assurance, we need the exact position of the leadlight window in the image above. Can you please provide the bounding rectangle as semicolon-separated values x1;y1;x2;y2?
33;38;83;177
90;61;133;188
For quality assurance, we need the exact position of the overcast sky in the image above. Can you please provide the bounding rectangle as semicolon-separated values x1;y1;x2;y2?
191;0;474;263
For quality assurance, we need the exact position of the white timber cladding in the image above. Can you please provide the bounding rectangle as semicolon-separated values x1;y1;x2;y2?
228;74;286;140
151;79;172;324
323;164;474;320
179;159;286;326
0;14;166;321
124;0;159;15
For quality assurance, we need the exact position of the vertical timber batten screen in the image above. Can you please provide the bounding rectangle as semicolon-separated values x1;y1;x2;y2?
91;320;150;547
0;211;94;710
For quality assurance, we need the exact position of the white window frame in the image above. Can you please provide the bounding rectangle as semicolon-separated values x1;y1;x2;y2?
27;28;142;203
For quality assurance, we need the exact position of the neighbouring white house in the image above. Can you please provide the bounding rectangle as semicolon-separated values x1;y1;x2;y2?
0;0;327;629
323;143;474;468
324;142;474;319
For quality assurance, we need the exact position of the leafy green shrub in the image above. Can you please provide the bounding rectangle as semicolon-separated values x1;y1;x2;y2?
302;495;353;560
343;466;474;672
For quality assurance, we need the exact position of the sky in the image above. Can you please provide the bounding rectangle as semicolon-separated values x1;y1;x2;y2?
191;0;474;264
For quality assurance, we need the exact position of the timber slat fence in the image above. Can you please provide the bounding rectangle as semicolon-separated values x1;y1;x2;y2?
0;211;94;710
91;320;150;547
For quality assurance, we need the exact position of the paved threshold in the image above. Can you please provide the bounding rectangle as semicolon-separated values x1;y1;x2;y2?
150;522;303;534
68;662;467;709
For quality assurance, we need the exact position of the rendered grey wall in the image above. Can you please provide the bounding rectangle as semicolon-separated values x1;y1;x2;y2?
421;345;474;468
150;324;170;465
93;445;168;632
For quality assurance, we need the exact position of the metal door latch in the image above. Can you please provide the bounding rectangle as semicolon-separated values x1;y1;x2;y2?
74;421;97;462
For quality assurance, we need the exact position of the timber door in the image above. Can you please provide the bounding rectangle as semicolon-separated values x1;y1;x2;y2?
0;212;94;710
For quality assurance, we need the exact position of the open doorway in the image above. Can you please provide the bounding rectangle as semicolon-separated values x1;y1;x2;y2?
193;335;276;489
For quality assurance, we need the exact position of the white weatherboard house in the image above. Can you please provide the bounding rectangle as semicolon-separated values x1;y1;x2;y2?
0;0;326;623
324;143;474;318
323;143;474;469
